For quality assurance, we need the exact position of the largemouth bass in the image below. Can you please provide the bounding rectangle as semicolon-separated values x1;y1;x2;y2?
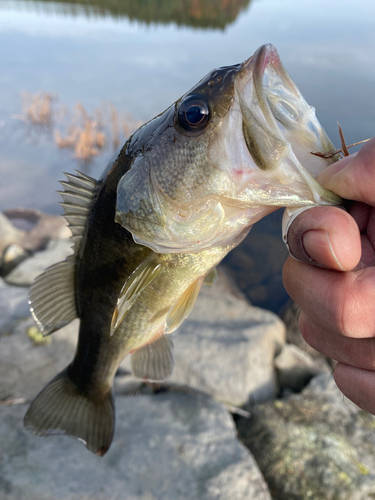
24;44;341;456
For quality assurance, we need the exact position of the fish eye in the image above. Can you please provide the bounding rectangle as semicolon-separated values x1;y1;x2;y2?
177;95;210;132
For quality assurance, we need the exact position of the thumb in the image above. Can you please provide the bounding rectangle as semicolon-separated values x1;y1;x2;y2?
317;137;375;205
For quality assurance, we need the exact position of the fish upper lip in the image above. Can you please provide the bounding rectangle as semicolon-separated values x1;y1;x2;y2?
243;44;301;134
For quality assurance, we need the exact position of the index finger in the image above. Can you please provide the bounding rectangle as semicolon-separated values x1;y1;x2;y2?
318;137;375;205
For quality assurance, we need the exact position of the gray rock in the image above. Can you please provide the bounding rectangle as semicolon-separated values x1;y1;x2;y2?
237;374;375;500
172;287;285;406
0;282;30;336
0;392;271;500
5;238;73;286
117;269;286;407
275;344;331;392
0;318;78;400
1;243;29;276
0;269;276;499
4;208;71;251
0;212;25;258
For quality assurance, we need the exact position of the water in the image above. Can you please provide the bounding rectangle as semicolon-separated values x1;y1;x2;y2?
0;0;374;312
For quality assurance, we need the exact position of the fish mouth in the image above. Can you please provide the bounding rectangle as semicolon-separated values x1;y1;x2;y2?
231;44;341;206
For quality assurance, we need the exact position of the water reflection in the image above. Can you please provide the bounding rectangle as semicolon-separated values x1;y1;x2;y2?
3;0;252;29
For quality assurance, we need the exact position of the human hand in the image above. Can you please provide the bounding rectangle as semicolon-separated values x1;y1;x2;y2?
283;137;375;414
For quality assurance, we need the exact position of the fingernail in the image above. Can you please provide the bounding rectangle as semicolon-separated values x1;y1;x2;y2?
302;229;345;271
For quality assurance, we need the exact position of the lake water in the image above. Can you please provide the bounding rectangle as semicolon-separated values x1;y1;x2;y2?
0;0;374;312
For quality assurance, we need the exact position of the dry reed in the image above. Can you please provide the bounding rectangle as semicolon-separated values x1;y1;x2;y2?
19;91;144;162
20;91;56;126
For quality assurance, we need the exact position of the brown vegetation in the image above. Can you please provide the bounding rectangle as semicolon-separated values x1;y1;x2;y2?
20;91;56;126
19;91;143;162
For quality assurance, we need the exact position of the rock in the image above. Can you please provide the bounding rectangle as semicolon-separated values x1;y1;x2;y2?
0;268;277;499
4;238;73;287
0;213;25;265
0;318;78;401
118;268;286;406
0;392;271;500
1;243;29;276
172;290;285;406
0;282;30;336
237;374;375;500
0;212;25;248
171;270;285;406
275;344;331;392
0;209;70;276
4;208;71;251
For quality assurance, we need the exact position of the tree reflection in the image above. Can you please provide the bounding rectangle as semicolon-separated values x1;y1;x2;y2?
11;0;252;29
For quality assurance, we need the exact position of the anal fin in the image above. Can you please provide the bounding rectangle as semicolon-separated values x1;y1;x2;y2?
131;333;174;382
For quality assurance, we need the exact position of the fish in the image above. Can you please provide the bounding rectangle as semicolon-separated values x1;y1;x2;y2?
24;44;341;456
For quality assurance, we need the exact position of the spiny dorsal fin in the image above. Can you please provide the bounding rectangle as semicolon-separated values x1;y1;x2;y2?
111;255;163;335
131;332;174;382
165;276;204;334
29;171;97;335
58;170;97;253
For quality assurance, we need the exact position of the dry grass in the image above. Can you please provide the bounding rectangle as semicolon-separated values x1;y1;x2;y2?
20;91;56;126
18;91;143;162
54;103;107;161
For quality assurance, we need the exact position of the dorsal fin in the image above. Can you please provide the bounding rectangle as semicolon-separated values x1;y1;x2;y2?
58;170;97;253
29;171;97;335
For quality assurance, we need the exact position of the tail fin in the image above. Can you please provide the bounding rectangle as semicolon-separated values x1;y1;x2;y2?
24;368;115;456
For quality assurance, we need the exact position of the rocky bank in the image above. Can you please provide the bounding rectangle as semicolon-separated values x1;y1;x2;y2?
0;210;373;500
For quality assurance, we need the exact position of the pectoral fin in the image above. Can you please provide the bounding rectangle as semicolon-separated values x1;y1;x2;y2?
165;276;204;334
111;255;163;335
131;332;174;382
203;267;217;288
